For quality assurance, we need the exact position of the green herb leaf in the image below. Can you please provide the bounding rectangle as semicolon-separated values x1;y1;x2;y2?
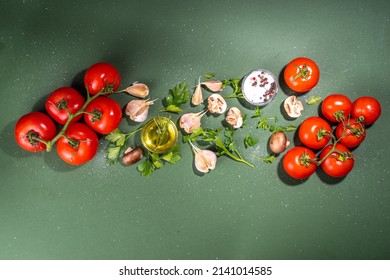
260;154;275;164
204;73;215;79
137;144;181;177
244;135;258;148
252;107;262;118
306;96;322;105
137;160;154;177
222;78;244;99
106;145;122;164
275;125;297;132
161;82;190;113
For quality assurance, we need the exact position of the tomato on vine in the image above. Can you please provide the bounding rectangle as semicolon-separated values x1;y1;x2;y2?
14;112;57;152
321;94;352;123
84;62;121;95
319;143;354;178
284;57;320;93
84;96;122;134
283;146;317;179
335;117;366;148
298;116;332;150
56;123;99;165
351;96;381;125
45;87;85;124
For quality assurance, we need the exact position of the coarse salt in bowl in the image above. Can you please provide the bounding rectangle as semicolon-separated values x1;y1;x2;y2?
241;69;279;106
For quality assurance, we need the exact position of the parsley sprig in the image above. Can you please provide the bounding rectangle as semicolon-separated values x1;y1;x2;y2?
222;78;244;99
160;82;190;113
252;107;297;133
105;127;143;164
137;144;181;176
183;127;254;167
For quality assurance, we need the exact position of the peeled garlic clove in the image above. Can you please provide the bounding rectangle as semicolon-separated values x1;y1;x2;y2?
191;80;203;106
226;107;243;129
190;142;217;173
125;99;156;122
201;80;223;92
123;82;149;98
284;95;303;118
208;93;227;114
179;111;207;134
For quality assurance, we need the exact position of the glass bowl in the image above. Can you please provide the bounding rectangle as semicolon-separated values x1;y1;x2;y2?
141;117;178;154
241;69;279;106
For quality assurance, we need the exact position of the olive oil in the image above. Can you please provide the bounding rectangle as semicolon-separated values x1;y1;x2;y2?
141;117;178;154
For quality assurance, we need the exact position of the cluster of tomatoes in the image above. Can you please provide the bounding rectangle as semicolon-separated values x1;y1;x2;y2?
282;93;382;179
14;62;123;165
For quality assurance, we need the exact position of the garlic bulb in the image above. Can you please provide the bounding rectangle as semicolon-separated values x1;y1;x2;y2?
284;95;303;118
190;141;217;173
179;110;207;134
125;99;156;122
191;78;203;106
123;82;149;98
201;80;223;92
225;107;243;129
207;94;227;114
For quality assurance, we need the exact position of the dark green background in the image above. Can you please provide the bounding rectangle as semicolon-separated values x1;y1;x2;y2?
1;0;389;259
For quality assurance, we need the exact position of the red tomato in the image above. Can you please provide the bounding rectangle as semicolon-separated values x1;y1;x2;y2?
84;96;122;134
335;118;366;148
45;87;85;124
321;94;352;123
284;57;320;93
319;143;354;178
298;116;332;150
351;96;381;125
15;112;57;152
84;62;120;95
283;146;317;179
56;123;98;165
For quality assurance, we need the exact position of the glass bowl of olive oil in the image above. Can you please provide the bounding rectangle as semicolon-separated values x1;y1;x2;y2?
141;116;178;154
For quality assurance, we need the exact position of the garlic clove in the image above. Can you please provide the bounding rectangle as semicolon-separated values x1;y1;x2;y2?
190;142;217;173
125;99;156;123
225;107;243;129
191;79;203;106
201;80;223;92
179;110;207;134
123;82;149;98
284;95;304;118
208;93;227;115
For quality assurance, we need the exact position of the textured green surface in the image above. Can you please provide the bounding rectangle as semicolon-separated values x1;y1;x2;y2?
1;0;389;259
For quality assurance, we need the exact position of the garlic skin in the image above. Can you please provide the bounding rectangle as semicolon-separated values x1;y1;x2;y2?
207;94;227;114
284;95;304;118
191;80;203;106
123;82;149;98
190;142;217;173
201;80;223;92
125;99;156;122
226;107;243;129
179;111;207;134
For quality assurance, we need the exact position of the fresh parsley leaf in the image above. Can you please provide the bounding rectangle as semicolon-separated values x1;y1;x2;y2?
244;135;258;148
222;78;244;99
204;73;215;79
252;107;262;118
137;144;181;177
104;127;143;164
261;154;275;164
306;96;322;105
161;82;190;113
